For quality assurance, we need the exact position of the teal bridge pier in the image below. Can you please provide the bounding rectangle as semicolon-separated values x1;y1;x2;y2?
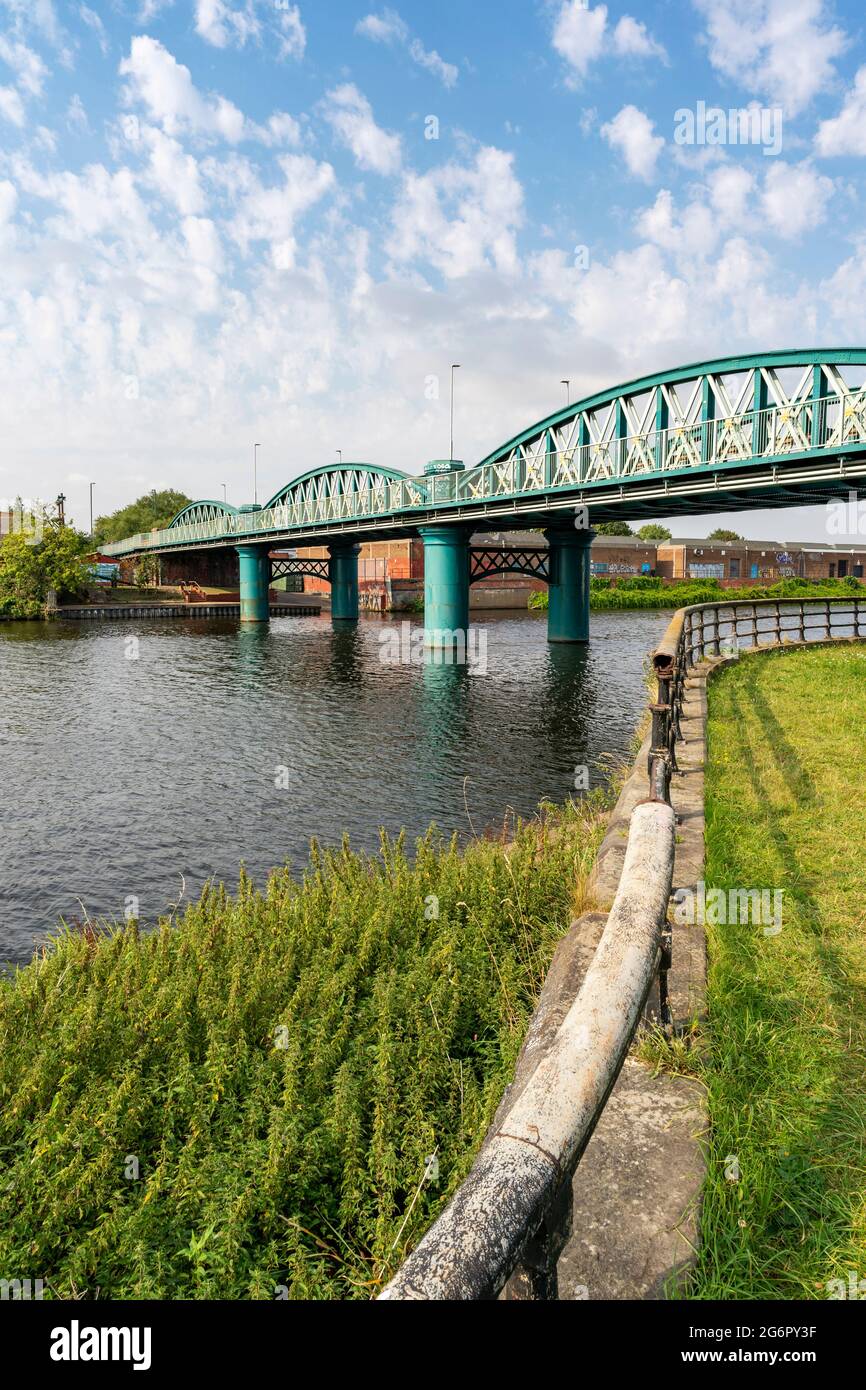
103;351;866;645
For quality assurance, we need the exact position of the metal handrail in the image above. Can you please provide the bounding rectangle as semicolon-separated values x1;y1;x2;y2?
381;593;866;1301
101;391;866;556
650;597;866;798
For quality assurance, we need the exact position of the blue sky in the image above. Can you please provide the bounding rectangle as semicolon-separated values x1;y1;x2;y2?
2;0;866;538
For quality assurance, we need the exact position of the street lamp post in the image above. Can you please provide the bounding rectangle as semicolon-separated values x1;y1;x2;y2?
89;482;95;536
336;450;342;464
561;379;570;407
221;483;227;503
253;444;260;505
450;363;461;462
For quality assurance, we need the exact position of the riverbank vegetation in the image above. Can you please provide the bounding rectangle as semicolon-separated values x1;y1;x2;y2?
0;514;91;618
528;575;865;612
691;644;866;1298
0;798;606;1300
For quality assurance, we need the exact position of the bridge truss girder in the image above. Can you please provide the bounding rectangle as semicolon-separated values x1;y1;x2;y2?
469;546;549;584
270;555;330;583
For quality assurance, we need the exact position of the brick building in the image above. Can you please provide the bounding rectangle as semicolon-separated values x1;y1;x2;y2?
293;531;866;609
656;539;866;584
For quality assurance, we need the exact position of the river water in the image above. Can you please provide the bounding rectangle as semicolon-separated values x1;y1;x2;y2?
0;608;671;968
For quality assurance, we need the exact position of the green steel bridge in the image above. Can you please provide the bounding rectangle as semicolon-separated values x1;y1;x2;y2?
102;350;866;642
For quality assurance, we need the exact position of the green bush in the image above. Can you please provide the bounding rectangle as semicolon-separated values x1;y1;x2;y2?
529;577;866;613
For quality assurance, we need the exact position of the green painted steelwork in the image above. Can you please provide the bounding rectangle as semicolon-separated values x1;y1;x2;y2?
167;500;239;528
236;544;270;623
545;524;594;643
100;351;866;560
328;541;361;622
263;462;410;512
419;525;471;647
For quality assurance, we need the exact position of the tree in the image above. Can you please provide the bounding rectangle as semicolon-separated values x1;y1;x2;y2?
94;489;191;544
595;521;633;536
133;554;160;588
708;528;742;541
0;510;91;617
637;524;672;541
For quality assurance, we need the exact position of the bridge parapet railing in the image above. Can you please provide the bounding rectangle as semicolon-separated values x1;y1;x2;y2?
448;392;866;501
382;594;866;1300
100;391;866;556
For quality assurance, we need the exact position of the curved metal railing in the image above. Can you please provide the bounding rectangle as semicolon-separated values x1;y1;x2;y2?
381;594;866;1301
100;384;866;558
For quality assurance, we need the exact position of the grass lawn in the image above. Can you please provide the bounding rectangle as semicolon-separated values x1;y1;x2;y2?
690;643;866;1299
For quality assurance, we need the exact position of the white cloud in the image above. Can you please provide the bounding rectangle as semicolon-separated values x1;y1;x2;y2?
143;127;206;214
13;159;155;244
356;8;457;87
707;163;756;223
79;4;108;55
692;0;846;116
552;1;607;82
0;34;48;95
0;84;25;125
261;111;302;147
120;36;245;140
0;0;63;48
0;176;17;227
276;3;306;60
66;93;90;132
194;0;305;59
635;158;832;253
815;65;866;157
356;9;407;44
601;106;664;180
321;84;402;176
119;36;299;146
636;188;719;259
552;2;666;83
760;161;834;238
572;244;690;348
407;38;458;88
182;215;222;270
138;1;175;19
612;17;667;61
388;146;523;279
194;0;259;49
208;151;335;266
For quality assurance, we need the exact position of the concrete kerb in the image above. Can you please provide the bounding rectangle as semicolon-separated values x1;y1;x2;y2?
505;652;734;1300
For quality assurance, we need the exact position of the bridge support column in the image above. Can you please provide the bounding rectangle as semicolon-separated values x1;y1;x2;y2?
544;523;595;643
236;544;271;623
328;541;361;622
419;525;470;647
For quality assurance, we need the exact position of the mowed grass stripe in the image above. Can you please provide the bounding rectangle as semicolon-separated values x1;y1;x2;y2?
689;644;866;1299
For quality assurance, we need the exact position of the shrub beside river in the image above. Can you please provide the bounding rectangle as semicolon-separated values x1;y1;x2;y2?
528;575;866;612
0;801;604;1299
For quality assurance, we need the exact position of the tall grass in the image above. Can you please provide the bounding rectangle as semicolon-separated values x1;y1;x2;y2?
0;799;605;1300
